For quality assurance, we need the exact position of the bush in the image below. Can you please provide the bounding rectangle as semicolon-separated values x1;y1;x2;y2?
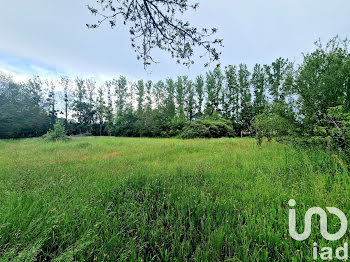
179;119;236;139
43;123;69;142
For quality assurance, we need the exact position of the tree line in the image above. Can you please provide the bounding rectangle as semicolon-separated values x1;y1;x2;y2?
1;37;349;150
0;61;291;138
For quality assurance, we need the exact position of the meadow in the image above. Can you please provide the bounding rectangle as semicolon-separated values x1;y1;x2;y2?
0;137;349;261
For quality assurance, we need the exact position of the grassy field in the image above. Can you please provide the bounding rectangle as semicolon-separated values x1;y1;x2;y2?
0;137;349;261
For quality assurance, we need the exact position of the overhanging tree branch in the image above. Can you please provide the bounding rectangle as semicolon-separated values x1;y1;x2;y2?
86;0;223;68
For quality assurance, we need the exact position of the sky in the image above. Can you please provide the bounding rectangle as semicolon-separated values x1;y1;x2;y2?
0;0;349;83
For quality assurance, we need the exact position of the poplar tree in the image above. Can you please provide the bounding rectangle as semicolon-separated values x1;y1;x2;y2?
45;80;57;127
105;80;114;135
28;75;43;106
238;64;253;132
136;80;145;117
224;65;239;121
96;85;107;136
60;76;71;127
184;79;195;121
176;76;185;118
115;76;128;115
194;75;204;119
265;58;293;104
251;64;267;116
86;78;97;126
145;80;153;113
73;78;88;133
144;80;153;136
165;78;176;119
154;80;166;111
205;66;223;117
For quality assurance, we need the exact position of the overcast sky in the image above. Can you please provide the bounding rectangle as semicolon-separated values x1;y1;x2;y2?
0;0;349;83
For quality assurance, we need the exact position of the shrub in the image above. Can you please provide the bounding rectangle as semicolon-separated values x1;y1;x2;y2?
43;123;69;142
179;119;236;139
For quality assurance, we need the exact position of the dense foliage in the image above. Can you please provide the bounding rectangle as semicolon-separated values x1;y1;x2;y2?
179;119;235;139
0;74;49;138
0;56;286;139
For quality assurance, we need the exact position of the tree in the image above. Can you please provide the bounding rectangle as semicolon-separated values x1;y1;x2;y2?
224;65;239;121
251;64;267;117
205;66;223;117
164;78;176;119
295;37;350;132
221;70;230;119
126;81;135;111
194;75;204;119
181;76;191;119
238;64;252;132
96;85;107;136
153;80;165;111
60;76;71;127
115;76;128;115
28;75;43;106
86;79;97;126
105;80;114;135
114;108;138;137
45;80;58;127
134;80;146;136
73;78;89;133
175;76;185;118
136;80;145;116
0;71;49;138
184;78;195;121
87;0;222;67
143;80;154;136
145;80;153;113
265;58;293;104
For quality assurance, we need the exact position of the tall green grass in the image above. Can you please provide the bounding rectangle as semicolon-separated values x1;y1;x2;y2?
0;137;349;261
